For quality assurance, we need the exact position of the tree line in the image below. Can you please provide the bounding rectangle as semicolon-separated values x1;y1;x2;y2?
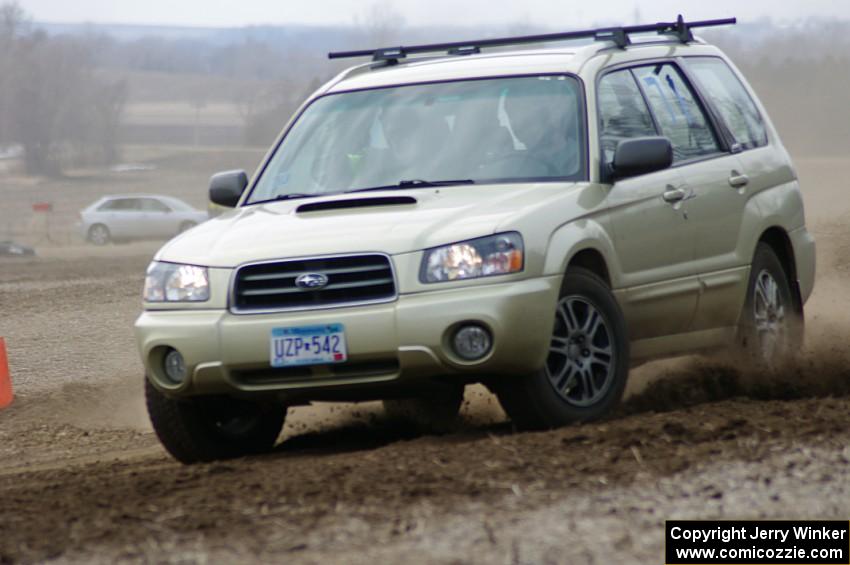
0;3;127;176
76;16;850;158
2;3;848;176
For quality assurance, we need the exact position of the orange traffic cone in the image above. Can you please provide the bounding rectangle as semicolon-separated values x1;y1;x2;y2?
0;338;13;409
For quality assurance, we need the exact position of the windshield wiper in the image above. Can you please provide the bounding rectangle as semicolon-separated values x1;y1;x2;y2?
251;193;328;205
346;179;475;194
272;193;321;201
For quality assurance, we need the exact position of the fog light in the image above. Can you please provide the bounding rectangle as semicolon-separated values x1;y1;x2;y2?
452;325;492;361
163;348;187;384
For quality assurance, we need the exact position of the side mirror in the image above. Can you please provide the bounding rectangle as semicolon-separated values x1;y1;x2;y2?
609;137;673;181
209;170;248;208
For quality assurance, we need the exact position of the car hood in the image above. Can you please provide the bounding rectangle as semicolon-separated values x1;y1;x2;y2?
156;183;581;267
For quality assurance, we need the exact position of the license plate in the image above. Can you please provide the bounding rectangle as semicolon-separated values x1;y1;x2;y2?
270;324;347;367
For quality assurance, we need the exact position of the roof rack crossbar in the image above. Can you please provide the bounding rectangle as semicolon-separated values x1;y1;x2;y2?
328;15;736;62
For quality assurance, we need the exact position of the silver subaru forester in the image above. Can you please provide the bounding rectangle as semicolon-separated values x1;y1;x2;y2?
136;17;815;463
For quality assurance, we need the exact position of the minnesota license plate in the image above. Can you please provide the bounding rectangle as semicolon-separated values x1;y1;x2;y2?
270;324;348;367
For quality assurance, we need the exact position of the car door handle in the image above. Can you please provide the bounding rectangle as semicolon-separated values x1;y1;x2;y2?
729;171;750;188
662;187;686;203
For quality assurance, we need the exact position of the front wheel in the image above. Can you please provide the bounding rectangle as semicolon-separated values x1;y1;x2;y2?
87;224;111;245
145;378;286;464
494;267;630;430
737;242;803;367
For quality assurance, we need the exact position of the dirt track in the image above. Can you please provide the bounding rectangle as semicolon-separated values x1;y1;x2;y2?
2;159;850;564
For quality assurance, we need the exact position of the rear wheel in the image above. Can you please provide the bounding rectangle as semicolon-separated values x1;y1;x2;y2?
145;378;286;464
738;242;803;367
495;267;629;429
382;384;465;433
87;224;111;245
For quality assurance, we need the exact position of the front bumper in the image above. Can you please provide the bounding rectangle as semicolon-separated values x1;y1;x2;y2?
135;276;562;398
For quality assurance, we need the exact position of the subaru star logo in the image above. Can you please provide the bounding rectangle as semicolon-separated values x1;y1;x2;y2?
295;273;329;289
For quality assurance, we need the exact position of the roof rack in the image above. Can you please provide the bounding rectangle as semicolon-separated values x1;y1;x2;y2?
328;15;736;64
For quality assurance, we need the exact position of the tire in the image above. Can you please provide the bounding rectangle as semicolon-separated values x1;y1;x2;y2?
382;384;465;433
87;224;111;245
145;378;286;464
494;267;629;430
737;242;803;368
178;221;197;234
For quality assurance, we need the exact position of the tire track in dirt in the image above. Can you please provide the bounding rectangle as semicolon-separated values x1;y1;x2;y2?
3;394;850;563
3;170;850;563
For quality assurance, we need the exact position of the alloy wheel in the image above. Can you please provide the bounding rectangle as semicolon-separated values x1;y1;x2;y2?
89;225;109;245
752;268;786;363
546;296;616;407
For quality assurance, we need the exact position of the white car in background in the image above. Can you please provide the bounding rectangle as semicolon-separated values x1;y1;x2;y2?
80;195;208;245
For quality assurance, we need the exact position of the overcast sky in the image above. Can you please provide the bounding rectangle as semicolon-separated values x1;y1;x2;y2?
16;0;850;28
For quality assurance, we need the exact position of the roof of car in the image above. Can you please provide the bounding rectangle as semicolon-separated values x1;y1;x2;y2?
100;194;186;202
105;193;161;198
86;194;196;211
324;38;723;93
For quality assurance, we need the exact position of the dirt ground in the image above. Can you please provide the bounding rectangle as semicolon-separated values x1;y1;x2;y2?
1;157;850;564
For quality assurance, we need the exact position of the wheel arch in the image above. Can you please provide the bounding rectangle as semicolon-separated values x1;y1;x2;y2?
178;220;198;234
542;218;620;288
756;226;802;314
567;248;611;287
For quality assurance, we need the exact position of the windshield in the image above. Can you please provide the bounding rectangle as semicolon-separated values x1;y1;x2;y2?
247;75;586;204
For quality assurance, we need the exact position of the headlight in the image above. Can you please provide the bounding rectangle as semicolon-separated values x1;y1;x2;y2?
420;232;524;283
144;262;210;302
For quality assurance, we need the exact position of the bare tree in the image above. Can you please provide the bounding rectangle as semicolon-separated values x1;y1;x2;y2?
89;79;127;164
355;2;405;46
0;2;127;175
236;81;301;147
0;3;27;148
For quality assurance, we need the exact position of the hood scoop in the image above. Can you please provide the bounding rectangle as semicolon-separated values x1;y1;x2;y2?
296;195;417;214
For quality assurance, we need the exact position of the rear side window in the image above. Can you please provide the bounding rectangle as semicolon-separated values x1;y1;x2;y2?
632;64;720;163
98;199;135;211
686;57;768;150
140;198;171;212
597;70;658;165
